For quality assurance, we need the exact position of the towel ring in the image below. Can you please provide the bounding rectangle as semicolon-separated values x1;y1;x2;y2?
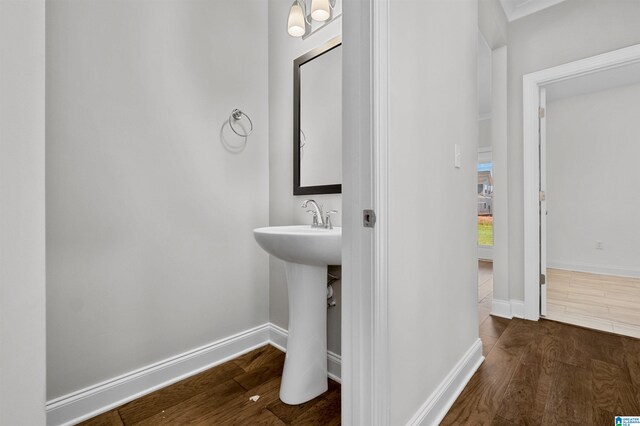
229;109;253;137
300;129;307;148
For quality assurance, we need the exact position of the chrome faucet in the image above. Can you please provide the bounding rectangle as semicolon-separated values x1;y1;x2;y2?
302;200;337;229
302;199;324;227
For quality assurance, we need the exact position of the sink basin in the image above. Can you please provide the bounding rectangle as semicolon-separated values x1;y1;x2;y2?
253;225;341;266
253;225;341;405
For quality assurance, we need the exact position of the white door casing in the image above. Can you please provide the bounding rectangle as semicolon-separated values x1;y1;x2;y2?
522;43;640;321
539;88;547;317
342;0;390;424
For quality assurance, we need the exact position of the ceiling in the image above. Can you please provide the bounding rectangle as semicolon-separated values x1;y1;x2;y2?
499;0;567;21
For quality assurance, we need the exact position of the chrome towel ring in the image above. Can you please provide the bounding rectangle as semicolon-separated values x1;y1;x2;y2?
300;129;307;148
229;109;254;137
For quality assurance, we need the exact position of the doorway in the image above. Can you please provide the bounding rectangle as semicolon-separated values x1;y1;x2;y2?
523;43;640;336
543;79;640;337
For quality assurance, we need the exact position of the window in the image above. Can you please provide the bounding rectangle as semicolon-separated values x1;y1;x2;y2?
478;161;493;246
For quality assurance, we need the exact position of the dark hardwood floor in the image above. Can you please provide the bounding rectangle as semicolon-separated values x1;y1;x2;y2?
79;345;340;426
442;316;640;426
80;316;640;426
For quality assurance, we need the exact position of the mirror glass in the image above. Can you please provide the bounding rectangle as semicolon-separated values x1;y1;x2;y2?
294;38;342;195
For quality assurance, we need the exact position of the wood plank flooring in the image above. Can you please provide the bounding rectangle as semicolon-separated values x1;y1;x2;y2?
79;345;340;426
442;316;640;425
546;268;640;338
478;261;494;325
78;262;640;426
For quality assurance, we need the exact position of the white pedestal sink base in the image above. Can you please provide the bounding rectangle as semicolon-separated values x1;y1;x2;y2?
252;226;340;405
279;262;328;405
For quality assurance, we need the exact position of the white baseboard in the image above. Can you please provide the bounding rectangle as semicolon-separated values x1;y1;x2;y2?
547;261;640;279
268;323;289;352
46;323;342;426
406;339;483;426
491;298;525;319
511;300;525;318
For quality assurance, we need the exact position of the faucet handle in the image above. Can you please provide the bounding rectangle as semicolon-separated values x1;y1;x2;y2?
306;210;319;226
325;210;338;229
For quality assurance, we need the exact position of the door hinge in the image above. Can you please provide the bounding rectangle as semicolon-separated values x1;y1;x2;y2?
540;274;546;285
363;209;376;228
539;191;546;202
538;107;545;118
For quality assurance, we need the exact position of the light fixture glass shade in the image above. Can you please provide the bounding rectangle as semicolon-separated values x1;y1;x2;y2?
287;2;306;37
310;0;331;21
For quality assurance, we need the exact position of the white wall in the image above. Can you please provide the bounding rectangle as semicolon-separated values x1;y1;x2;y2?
546;83;640;277
478;0;510;306
388;1;479;424
479;119;492;148
478;32;492;119
478;0;508;50
507;0;640;300
491;46;510;303
46;0;269;399
0;0;47;423
268;0;342;355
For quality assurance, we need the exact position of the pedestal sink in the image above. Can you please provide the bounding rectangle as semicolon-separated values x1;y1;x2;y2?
253;225;341;405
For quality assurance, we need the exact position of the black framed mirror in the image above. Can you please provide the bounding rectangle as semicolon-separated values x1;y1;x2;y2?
293;37;342;195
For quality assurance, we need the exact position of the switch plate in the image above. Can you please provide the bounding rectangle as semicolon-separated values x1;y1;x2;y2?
454;144;461;168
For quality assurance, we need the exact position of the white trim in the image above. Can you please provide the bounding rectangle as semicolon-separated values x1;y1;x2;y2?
491;299;513;319
478;246;494;261
46;323;342;426
478;113;492;121
327;351;343;384
46;324;270;426
539;87;547;317
499;0;567;22
547;261;640;279
373;0;390;424
268;322;289;352
511;300;525;319
342;0;389;424
522;43;640;322
491;299;525;319
406;339;484;426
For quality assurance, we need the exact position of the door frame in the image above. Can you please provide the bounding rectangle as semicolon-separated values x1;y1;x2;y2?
342;0;390;424
522;43;640;320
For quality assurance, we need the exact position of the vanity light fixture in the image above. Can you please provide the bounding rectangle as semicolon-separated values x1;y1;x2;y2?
287;1;307;37
310;0;333;22
287;0;337;38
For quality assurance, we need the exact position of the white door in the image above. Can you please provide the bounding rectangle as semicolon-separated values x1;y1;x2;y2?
539;88;548;316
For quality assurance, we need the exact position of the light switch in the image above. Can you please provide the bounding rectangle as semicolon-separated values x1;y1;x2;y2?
454;144;461;168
